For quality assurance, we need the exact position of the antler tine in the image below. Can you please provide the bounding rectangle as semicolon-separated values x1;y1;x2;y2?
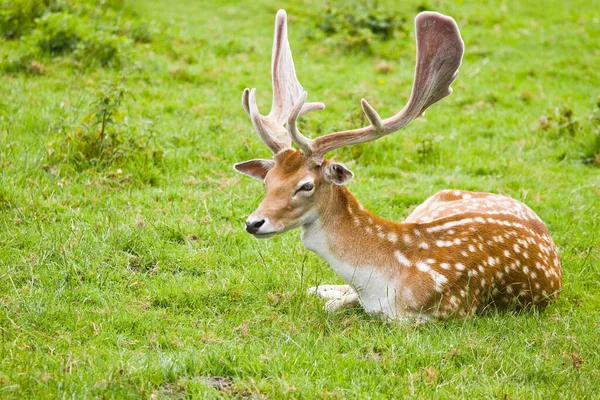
246;88;289;153
241;88;251;117
304;12;464;164
242;9;325;155
287;91;315;155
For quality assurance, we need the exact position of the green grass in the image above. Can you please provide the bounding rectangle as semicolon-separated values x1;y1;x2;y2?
1;0;599;398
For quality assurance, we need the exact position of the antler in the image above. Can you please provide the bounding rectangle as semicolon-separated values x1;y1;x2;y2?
287;11;464;164
242;9;324;154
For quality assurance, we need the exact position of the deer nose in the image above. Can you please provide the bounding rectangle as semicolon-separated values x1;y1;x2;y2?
246;219;265;234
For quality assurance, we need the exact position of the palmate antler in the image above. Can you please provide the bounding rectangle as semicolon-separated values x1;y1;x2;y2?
287;12;464;165
242;10;324;154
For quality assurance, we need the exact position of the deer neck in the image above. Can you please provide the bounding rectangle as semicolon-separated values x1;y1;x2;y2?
301;185;405;279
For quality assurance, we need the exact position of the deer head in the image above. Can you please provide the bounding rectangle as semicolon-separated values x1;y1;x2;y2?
234;9;464;238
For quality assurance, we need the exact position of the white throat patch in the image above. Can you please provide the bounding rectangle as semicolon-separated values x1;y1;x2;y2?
301;220;400;318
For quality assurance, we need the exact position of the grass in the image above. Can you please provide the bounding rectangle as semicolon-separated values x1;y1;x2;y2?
1;0;599;398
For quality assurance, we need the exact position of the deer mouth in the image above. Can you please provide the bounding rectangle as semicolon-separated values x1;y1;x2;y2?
252;231;278;239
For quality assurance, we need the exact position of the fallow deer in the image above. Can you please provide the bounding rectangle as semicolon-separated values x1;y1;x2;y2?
234;10;562;320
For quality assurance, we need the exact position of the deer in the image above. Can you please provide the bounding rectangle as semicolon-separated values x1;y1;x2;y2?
233;9;562;321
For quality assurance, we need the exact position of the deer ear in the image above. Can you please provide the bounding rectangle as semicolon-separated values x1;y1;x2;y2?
234;159;275;181
324;163;354;185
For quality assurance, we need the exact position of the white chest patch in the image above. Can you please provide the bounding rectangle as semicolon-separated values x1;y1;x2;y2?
302;222;399;318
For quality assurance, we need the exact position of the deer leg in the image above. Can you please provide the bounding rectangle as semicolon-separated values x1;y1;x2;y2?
307;284;355;299
308;285;359;312
324;292;359;312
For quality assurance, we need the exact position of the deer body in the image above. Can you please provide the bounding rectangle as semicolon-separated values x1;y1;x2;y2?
300;173;561;319
234;10;562;320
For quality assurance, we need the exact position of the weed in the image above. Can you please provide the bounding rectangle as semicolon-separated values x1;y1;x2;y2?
581;97;600;166
35;11;81;55
538;98;600;167
416;134;442;163
539;105;579;136
0;187;11;209
314;0;406;53
47;76;163;183
0;0;48;39
0;0;149;72
0;49;37;73
127;20;155;44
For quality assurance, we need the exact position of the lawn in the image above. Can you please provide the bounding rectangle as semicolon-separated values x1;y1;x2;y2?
1;0;599;398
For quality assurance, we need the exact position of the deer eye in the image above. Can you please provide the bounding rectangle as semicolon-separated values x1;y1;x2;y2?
296;182;314;193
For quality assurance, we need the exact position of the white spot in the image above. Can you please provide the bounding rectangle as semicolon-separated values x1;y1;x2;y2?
469;244;476;252
403;234;413;244
426;218;474;233
387;232;398;243
523;266;529;274
394;251;411;268
440;263;450;270
488;257;496;266
462;193;472;200
430;271;448;291
503;250;511;257
416;261;431;272
455;263;466;271
419;242;429;249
